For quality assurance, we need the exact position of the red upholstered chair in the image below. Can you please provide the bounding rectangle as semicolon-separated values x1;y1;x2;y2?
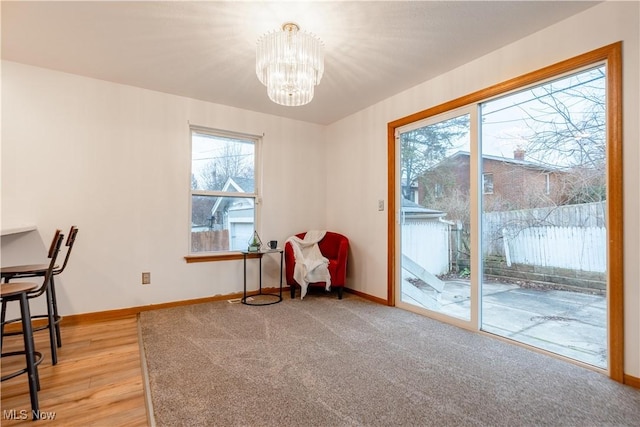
285;231;349;299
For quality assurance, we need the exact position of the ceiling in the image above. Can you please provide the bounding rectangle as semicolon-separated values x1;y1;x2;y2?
1;1;600;125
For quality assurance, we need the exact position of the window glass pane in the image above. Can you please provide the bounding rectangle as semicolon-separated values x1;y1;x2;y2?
190;128;257;254
399;113;472;321
191;132;255;192
191;195;255;252
480;65;607;368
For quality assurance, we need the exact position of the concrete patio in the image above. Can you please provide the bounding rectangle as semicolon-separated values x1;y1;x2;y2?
402;274;607;368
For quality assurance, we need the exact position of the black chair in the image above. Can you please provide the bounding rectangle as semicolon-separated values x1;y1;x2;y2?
1;226;78;359
1;230;65;365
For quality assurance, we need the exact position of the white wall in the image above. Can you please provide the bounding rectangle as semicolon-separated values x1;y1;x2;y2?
325;1;640;376
1;61;326;316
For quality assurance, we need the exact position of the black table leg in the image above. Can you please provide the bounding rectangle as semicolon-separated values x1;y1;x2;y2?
242;253;247;303
279;251;283;299
19;292;39;420
258;254;263;295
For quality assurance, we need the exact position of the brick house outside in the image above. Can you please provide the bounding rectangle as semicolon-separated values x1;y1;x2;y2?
419;149;568;212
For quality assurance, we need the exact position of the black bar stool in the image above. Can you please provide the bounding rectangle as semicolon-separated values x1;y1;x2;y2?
1;229;71;365
1;282;43;420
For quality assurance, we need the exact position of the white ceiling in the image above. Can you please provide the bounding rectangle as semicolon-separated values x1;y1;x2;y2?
2;1;600;125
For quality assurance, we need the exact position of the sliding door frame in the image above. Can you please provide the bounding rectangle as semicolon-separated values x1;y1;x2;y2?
387;42;623;382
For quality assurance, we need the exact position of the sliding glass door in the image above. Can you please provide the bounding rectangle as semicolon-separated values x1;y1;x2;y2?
394;62;611;370
397;109;476;324
479;66;608;368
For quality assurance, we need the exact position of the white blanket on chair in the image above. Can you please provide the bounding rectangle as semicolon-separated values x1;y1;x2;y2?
286;230;331;299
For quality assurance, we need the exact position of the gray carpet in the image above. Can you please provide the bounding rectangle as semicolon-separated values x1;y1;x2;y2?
138;293;640;426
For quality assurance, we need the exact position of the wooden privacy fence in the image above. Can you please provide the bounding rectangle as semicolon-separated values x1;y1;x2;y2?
502;226;606;272
191;230;229;252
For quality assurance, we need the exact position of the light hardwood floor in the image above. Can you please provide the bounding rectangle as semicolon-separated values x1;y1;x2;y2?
1;316;148;426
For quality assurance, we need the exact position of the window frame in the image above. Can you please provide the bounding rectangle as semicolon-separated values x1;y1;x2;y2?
544;173;551;195
186;125;262;262
482;173;494;194
434;183;443;199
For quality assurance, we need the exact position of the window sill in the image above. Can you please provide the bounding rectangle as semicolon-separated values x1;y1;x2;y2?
184;252;262;263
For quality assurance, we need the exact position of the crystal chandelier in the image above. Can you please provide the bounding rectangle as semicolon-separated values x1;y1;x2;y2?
256;23;324;107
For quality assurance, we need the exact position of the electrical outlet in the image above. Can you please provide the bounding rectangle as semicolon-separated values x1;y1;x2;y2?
142;272;151;285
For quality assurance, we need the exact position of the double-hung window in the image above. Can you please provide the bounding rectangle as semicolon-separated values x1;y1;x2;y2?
189;126;260;254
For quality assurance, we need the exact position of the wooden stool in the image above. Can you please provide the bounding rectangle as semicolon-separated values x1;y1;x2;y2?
1;282;43;420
